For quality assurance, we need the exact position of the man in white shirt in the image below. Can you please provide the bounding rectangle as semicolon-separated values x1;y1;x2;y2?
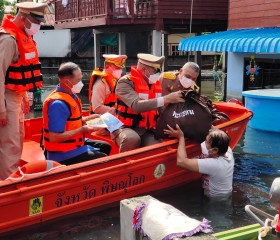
164;125;234;198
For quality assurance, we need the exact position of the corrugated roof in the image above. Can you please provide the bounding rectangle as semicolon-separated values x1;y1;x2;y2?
178;28;280;53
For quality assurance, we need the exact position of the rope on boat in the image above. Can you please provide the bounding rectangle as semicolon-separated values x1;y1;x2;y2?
245;205;278;240
5;164;65;181
258;215;278;240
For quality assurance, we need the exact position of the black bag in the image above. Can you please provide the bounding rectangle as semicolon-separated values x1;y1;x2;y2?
198;95;230;126
155;90;230;143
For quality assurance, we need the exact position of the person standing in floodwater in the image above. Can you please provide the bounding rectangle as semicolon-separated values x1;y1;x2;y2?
165;125;234;198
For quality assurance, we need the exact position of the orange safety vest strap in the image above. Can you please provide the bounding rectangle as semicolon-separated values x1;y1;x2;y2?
115;73;161;129
5;64;42;86
104;101;115;107
43;91;84;152
6;63;41;72
115;98;143;126
43;128;83;143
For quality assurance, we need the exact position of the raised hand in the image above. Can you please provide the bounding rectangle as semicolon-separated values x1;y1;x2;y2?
163;91;185;105
163;124;184;139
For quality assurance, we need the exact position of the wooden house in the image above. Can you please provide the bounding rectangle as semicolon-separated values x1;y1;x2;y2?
52;0;228;68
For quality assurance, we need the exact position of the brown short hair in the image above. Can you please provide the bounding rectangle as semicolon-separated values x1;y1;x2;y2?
207;128;230;156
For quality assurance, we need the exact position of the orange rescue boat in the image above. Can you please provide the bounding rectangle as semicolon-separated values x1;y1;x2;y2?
0;101;252;235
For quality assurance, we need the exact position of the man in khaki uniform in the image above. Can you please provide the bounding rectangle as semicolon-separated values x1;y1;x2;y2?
112;53;185;152
160;62;200;96
0;2;47;180
89;54;127;115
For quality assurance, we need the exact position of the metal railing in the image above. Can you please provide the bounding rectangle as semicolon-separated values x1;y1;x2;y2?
55;0;155;22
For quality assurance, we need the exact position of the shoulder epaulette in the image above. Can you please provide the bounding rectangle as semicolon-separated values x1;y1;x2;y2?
91;69;106;78
162;72;177;81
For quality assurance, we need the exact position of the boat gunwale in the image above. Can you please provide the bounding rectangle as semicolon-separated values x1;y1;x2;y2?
0;103;253;235
0;103;252;190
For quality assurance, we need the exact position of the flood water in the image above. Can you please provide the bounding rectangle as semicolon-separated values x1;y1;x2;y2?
6;125;280;240
7;80;280;239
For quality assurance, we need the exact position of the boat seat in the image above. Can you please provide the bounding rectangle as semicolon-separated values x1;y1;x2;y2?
21;140;45;165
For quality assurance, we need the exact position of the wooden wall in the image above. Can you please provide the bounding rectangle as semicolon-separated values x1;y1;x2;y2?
53;0;228;30
156;0;228;20
228;0;280;29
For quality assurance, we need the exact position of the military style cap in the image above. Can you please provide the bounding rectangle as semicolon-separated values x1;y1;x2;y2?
16;1;48;22
103;54;127;68
137;53;165;70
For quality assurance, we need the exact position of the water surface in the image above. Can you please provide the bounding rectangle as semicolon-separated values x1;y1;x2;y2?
7;126;280;239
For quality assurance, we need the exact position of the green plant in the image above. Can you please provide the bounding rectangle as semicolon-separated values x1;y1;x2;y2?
10;0;17;16
0;0;4;24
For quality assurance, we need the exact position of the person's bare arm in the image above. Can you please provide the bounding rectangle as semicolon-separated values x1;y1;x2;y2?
48;125;102;142
164;124;199;172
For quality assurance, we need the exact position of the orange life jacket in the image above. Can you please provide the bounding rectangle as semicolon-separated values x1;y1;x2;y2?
0;15;43;92
115;66;162;129
43;90;84;152
88;68;117;113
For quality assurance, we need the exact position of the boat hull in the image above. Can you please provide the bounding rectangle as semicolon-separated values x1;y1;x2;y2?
0;102;252;234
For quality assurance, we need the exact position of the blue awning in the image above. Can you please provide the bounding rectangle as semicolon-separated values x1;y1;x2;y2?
178;28;280;53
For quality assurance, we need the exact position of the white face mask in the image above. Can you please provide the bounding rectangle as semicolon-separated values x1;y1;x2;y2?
25;18;41;36
148;72;160;84
180;76;195;89
201;141;209;155
201;141;215;156
71;81;84;93
112;69;122;79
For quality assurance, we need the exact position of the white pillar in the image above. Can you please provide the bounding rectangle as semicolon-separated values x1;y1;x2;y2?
118;32;126;55
227;52;246;100
94;33;101;68
152;30;162;56
161;32;165;58
120;195;215;240
161;33;168;71
120;195;155;240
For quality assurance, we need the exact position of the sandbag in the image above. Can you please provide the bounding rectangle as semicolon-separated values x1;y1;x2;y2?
155;90;230;143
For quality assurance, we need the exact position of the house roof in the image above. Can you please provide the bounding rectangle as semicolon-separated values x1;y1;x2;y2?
179;28;280;53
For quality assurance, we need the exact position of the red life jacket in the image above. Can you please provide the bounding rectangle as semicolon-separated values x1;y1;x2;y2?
43;90;84;152
115;66;162;129
0;15;42;92
88;68;117;113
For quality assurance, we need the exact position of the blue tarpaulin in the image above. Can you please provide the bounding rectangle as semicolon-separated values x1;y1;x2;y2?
179;28;280;53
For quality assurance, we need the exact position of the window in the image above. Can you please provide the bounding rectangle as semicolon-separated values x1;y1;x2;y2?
244;58;280;90
168;44;188;56
100;45;118;55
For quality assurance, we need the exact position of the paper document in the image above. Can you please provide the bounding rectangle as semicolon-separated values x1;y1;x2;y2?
86;112;123;133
